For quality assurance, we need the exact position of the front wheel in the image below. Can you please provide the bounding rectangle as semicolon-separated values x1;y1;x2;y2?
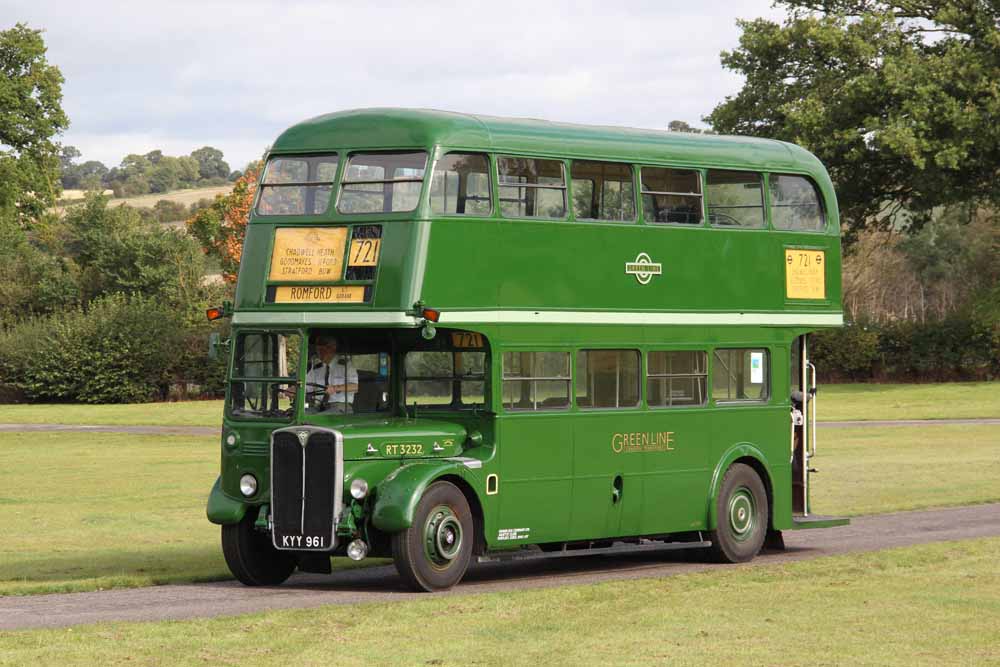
222;507;296;586
391;481;474;592
708;463;769;563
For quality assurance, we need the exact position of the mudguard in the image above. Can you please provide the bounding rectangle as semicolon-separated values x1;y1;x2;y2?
372;459;481;533
206;476;249;525
706;443;774;531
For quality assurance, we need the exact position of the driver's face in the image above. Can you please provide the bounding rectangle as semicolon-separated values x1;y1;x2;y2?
318;342;336;363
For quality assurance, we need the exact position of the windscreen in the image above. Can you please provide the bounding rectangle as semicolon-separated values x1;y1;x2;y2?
229;332;301;420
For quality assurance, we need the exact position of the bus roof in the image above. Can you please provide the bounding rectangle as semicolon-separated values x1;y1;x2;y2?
271;108;823;174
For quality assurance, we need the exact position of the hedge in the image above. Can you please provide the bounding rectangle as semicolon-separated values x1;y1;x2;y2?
812;318;1000;382
0;294;226;403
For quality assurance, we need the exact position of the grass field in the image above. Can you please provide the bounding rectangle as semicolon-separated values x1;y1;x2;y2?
1;423;996;597
819;382;1000;421
1;382;997;428
2;538;998;666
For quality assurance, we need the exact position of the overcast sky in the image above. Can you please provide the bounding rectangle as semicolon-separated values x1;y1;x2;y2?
4;0;785;172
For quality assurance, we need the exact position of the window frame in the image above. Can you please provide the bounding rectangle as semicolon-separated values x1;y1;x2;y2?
501;350;572;412
706;169;767;230
575;348;642;410
646;349;709;409
568;159;637;223
429;150;495;217
336;150;429;215
638;165;706;227
495;155;568;220
255;154;341;217
712;347;771;405
768;172;827;233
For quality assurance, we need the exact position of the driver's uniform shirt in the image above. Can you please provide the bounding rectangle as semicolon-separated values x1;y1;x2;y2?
306;355;358;411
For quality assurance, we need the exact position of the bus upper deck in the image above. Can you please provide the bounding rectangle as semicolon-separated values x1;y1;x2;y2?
233;108;842;330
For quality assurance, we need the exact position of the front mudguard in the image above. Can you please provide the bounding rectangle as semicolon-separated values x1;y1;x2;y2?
206;476;249;525
372;460;481;533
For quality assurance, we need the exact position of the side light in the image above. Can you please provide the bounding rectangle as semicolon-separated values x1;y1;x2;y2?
224;432;238;449
350;478;369;500
239;473;258;498
206;306;225;321
421;307;441;322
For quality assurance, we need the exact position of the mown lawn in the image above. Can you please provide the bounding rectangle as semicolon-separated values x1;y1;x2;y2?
0;432;381;596
1;382;996;427
2;538;998;666
1;424;996;597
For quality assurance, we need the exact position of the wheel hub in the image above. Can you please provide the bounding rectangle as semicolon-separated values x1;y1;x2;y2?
728;488;756;542
423;505;463;566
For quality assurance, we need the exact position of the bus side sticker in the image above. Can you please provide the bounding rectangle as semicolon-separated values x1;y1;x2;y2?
785;249;826;299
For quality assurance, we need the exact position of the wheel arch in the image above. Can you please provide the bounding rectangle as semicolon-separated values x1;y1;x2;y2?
371;460;483;534
436;474;486;555
706;444;775;531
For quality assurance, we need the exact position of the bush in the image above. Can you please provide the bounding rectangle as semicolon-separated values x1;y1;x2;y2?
813;317;1000;382
0;294;224;403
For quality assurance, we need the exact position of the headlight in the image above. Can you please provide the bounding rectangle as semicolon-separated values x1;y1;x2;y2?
239;473;258;497
350;478;369;500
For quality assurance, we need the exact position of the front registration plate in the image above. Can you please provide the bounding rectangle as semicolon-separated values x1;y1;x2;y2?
273;285;365;303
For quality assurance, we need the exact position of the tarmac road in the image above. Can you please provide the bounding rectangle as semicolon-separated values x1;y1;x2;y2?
2;503;998;631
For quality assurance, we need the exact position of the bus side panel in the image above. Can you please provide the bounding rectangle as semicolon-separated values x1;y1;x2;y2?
636;408;712;534
494;414;574;545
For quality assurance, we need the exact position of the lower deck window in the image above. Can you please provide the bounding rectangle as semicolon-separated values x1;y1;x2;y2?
404;350;486;408
713;348;769;402
503;351;571;410
576;349;640;409
647;351;707;407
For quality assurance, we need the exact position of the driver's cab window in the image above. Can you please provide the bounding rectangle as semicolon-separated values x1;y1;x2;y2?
304;331;391;415
229;332;300;420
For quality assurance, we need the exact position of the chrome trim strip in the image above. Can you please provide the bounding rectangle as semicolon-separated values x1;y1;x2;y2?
448;457;483;469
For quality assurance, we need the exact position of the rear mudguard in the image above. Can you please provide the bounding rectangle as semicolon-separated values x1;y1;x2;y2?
706;443;774;531
206;476;249;525
372;459;483;533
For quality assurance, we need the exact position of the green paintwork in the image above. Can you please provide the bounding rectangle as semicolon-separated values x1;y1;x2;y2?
372;460;483;533
210;108;846;557
206;477;248;525
789;515;852;530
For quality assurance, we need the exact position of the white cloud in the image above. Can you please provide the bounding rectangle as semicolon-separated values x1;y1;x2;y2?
3;0;786;169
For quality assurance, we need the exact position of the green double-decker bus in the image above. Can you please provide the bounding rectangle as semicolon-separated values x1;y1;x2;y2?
206;109;847;591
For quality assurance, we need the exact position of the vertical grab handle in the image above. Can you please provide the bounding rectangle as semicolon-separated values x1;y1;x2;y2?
807;361;817;457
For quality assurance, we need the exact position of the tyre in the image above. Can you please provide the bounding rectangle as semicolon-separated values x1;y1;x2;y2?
708;463;769;563
222;507;296;586
391;481;474;592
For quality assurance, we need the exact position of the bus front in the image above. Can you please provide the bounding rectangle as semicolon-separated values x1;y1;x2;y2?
206;136;492;590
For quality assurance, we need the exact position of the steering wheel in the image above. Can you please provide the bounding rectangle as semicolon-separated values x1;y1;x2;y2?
304;382;327;401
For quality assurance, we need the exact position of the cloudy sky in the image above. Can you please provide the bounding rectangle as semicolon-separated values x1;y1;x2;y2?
4;0;785;172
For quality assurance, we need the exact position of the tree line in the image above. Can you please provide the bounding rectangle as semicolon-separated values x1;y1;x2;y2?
59;144;243;197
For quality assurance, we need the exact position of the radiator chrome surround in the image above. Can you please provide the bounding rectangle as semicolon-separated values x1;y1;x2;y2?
269;425;344;552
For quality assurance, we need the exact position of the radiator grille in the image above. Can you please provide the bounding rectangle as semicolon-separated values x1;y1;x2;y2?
270;428;341;551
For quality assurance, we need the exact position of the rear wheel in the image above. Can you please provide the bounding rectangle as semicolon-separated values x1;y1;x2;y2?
708;463;769;563
222;507;296;586
392;481;474;592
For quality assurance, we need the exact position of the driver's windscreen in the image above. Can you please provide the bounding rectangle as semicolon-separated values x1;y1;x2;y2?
304;330;392;415
229;332;300;420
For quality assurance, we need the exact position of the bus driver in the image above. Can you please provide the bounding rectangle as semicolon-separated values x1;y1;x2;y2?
306;335;358;413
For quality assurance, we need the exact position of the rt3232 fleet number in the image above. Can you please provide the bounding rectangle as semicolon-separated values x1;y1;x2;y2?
384;443;423;456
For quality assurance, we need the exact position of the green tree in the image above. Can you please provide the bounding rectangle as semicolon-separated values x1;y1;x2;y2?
190;146;230;180
707;1;1000;239
0;24;69;224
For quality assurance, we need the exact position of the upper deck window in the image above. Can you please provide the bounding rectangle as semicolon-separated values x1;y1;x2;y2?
257;155;338;216
707;170;765;228
430;152;492;215
338;152;427;214
640;167;702;225
770;174;825;231
571;161;635;222
498;156;566;219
